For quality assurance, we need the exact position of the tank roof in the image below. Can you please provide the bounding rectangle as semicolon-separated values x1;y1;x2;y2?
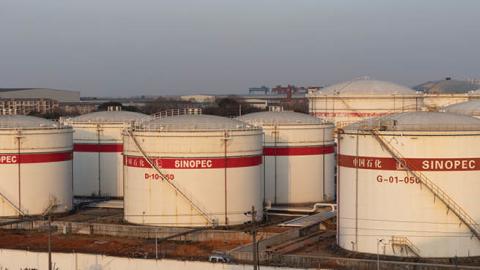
70;110;150;123
415;79;479;94
444;100;480;116
237;111;329;126
138;114;256;131
344;111;480;132
0;115;61;129
313;79;416;96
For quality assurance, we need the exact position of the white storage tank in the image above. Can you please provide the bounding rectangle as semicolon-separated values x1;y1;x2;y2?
0;115;73;216
123;115;263;227
237;111;335;205
337;112;480;258
307;78;422;128
444;100;480;118
64;108;151;197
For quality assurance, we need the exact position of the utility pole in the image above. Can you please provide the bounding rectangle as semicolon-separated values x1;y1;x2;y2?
48;215;52;270
244;206;258;270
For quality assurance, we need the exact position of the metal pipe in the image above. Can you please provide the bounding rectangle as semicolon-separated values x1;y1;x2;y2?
266;202;336;213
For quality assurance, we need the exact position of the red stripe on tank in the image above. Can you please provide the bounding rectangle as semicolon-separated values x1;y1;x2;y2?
74;143;123;152
338;154;480;171
263;145;335;156
0;152;72;164
124;155;262;169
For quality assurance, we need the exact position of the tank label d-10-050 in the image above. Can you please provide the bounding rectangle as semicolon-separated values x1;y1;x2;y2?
339;154;480;171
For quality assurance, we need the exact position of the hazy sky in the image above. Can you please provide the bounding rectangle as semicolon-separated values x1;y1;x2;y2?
1;0;479;97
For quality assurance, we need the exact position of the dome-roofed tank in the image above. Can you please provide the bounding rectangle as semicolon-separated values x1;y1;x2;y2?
64;107;151;197
238;111;335;204
123;114;263;227
415;78;480;94
318;79;417;96
0;115;73;216
444;100;480;118
417;78;479;110
338;111;480;257
307;78;422;128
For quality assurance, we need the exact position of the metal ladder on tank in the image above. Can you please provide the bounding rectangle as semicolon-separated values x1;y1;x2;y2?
370;129;480;242
126;130;218;227
390;236;421;257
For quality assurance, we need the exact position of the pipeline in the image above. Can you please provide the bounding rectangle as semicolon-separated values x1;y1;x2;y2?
265;203;336;214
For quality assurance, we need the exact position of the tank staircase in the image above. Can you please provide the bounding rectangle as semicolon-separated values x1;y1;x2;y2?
126;130;218;227
390;236;421;257
0;191;24;216
370;129;480;242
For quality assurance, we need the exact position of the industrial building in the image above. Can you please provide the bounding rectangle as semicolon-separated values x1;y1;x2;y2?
238;111;335;205
0;115;73;216
337;112;480;257
123;114;263;227
0;88;80;103
0;98;59;115
64;107;151;197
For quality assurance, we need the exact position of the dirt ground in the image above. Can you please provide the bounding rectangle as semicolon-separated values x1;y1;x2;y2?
0;229;248;260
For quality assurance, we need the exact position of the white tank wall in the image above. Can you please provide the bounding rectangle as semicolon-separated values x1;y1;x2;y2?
338;131;480;258
0;129;73;216
71;123;128;197
262;124;335;204
309;96;422;128
123;129;263;227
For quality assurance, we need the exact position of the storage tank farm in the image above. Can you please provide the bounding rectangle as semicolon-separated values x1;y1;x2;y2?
337;111;480;258
307;78;423;128
0;115;73;216
64;107;151;197
237;111;335;205
444;100;480;118
123;114;263;227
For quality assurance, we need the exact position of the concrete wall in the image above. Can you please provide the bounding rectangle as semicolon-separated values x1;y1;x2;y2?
0;249;316;270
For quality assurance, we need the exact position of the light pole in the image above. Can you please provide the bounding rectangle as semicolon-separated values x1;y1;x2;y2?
244;206;258;270
376;239;384;270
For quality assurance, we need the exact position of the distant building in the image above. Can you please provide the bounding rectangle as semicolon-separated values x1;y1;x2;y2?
242;98;270;109
249;86;270;95
60;102;97;115
0;88;80;103
180;95;215;103
271;85;307;96
0;98;59;115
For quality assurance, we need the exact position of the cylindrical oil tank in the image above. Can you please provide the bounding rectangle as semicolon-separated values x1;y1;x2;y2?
337;112;480;258
237;111;335;205
444;100;480;118
307;78;422;128
123;115;263;227
0;115;73;216
64;109;151;197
